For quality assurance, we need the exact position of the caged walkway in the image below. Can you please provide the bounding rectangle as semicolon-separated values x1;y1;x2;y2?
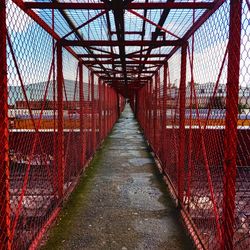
41;105;193;250
1;0;250;249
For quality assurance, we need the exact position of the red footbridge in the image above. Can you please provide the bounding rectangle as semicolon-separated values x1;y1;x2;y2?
0;0;249;249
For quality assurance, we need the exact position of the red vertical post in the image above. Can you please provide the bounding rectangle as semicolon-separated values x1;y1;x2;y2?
117;92;120;118
108;87;110;132
79;62;85;168
154;72;158;149
103;83;106;137
178;44;187;205
222;0;242;248
57;43;64;199
146;81;150;137
91;71;96;152
149;80;153;142
135;91;138;119
0;0;11;247
98;78;102;142
153;75;156;146
162;63;168;164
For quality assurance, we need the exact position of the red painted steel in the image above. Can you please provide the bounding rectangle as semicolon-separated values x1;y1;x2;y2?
222;0;243;248
24;2;214;10
79;62;85;168
0;0;11;248
178;45;187;205
57;44;64;199
61;40;183;47
1;0;249;249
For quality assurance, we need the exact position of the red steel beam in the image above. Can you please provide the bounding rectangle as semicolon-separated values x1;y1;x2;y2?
84;60;166;65
101;76;151;80
98;78;103;140
161;63;168;163
91;71;96;152
178;44;187;205
79;54;119;59
0;0;11;248
79;62;85;168
93;70;155;74
57;44;64;199
61;39;183;47
78;54;168;58
24;2;215;10
110;31;144;35
62;10;107;39
222;0;242;248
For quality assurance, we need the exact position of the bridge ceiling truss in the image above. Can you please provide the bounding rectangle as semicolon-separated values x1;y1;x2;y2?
22;0;223;95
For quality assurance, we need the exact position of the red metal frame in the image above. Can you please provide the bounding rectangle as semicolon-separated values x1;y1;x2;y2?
222;0;243;248
0;0;11;248
1;0;248;248
91;71;96;153
79;62;85;168
178;44;187;205
24;2;215;10
57;44;64;199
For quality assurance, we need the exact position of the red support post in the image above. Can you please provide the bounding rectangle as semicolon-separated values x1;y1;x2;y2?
57;43;64;199
103;84;106;137
135;91;138;119
117;92;120;118
162;63;168;164
178;44;187;205
222;0;242;248
109;88;111;131
79;62;85;168
98;77;102;142
149;80;153;142
146;81;150;137
153;74;157;148
91;71;96;152
0;0;11;247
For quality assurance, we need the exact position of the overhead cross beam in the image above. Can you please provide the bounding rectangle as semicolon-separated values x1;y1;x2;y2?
60;40;183;47
78;54;169;58
83;60;166;65
51;0;111;77
24;2;215;10
93;70;155;74
111;0;128;84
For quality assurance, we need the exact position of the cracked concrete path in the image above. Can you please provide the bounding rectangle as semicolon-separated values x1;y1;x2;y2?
41;104;193;250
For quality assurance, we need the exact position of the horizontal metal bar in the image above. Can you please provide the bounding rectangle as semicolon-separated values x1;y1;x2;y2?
83;60;165;65
100;76;151;80
61;40;183;47
24;2;214;10
92;70;155;74
78;54;169;58
110;31;144;35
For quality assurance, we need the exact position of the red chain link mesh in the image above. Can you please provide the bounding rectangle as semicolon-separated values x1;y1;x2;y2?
137;0;249;249
0;1;124;249
0;0;249;249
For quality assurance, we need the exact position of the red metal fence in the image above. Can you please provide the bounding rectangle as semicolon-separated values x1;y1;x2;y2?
136;0;250;249
0;1;124;248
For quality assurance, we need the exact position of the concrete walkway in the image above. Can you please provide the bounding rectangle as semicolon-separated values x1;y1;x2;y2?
42;105;193;250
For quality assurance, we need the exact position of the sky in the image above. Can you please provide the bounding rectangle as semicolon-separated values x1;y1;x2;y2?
6;0;250;90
